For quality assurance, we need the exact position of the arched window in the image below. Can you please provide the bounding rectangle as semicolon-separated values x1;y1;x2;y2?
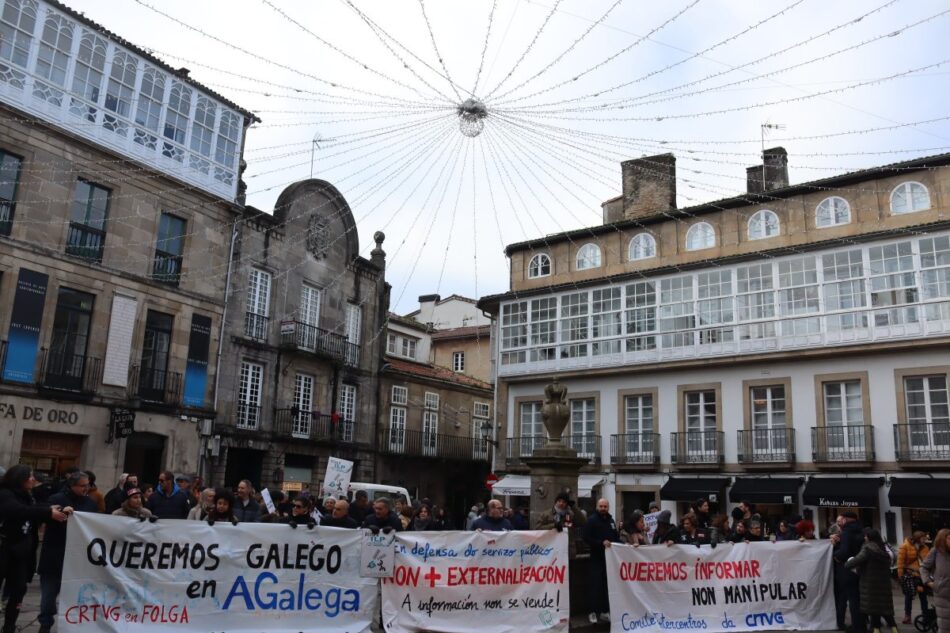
816;197;851;227
890;182;930;214
748;210;780;240
528;253;551;278
576;243;602;270
685;222;715;251
628;233;656;261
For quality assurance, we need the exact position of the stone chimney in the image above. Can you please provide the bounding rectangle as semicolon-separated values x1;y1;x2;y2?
416;294;440;326
621;153;676;220
746;147;789;194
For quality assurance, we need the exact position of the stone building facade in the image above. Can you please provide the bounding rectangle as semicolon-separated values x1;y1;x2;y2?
0;0;254;486
210;180;389;493
378;300;494;524
481;149;950;541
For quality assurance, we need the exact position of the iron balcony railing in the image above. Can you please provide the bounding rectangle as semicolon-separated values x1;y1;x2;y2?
811;425;875;462
235;402;261;430
152;250;182;286
737;428;796;464
65;223;105;263
610;433;660;467
279;320;360;367
670;431;725;465
893;423;950;462
128;364;182;405
505;434;601;468
379;428;491;461
273;409;358;443
244;312;269;342
39;349;101;393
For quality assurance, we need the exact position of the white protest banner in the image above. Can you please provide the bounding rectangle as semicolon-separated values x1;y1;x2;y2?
381;530;569;633
606;541;836;633
320;456;353;499
60;512;377;633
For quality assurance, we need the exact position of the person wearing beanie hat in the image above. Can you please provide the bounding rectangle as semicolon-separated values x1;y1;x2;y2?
535;490;585;531
652;510;682;545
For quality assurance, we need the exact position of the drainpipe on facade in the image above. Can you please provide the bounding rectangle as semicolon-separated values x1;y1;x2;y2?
207;220;240;485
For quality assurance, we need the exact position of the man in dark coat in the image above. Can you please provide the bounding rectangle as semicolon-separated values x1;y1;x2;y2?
232;479;260;523
582;498;621;624
323;500;359;528
472;499;513;531
362;498;402;532
146;470;190;519
349;490;371;524
832;512;866;633
38;471;98;633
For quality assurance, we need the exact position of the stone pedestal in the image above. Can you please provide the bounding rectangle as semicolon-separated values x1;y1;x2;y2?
523;444;588;536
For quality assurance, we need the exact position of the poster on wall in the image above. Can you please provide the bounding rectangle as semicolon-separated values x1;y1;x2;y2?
381;530;569;633
182;314;212;407
605;541;836;633
61;512;377;633
320;457;354;499
3;268;49;383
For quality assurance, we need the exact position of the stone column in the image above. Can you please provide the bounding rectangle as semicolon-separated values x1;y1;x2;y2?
523;378;587;533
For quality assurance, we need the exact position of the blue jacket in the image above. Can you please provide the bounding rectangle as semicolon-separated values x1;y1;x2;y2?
472;514;512;531
146;484;190;519
583;511;620;562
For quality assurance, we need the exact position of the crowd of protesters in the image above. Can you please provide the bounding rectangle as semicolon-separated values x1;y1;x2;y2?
3;463;949;633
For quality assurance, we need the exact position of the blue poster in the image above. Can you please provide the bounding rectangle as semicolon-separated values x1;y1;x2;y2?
3;268;49;383
182;313;211;407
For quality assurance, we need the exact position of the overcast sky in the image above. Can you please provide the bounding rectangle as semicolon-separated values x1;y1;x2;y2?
68;0;950;314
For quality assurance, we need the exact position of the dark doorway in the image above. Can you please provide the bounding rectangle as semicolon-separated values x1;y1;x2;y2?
123;432;166;484
621;491;658;522
224;447;264;490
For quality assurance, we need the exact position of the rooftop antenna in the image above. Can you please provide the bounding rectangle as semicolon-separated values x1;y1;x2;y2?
310;132;335;179
760;122;785;189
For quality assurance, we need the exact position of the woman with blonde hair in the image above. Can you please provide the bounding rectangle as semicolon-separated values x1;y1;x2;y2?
897;530;931;623
921;528;950;633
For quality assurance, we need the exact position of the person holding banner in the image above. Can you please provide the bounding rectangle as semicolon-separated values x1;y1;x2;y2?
620;510;649;546
111;488;153;519
362;497;403;532
0;465;71;633
285;495;317;527
323;499;359;528
583;498;620;624
833;512;867;633
233;479;260;523
652;510;682;546
208;488;238;524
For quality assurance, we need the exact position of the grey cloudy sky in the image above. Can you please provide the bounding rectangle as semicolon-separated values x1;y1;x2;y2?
68;0;950;313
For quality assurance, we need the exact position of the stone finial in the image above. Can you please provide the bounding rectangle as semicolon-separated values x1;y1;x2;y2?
371;231;386;269
541;377;569;443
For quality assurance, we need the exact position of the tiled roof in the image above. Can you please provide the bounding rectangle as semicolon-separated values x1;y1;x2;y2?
430;325;491;340
386;358;492;391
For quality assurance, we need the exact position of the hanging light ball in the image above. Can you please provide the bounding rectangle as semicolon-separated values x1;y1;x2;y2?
457;97;488;138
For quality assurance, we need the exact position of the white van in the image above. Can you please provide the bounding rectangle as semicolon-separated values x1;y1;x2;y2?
346;482;412;507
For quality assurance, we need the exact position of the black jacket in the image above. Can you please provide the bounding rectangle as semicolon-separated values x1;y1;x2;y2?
362;511;403;532
834;520;865;565
322;515;359;529
233;498;261;523
349;502;371;524
38;490;99;575
472;515;513;531
0;486;49;548
146;487;191;519
583;511;620;561
653;524;683;545
104;486;126;514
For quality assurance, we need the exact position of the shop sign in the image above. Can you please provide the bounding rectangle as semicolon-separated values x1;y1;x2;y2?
817;497;859;507
0;401;78;424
